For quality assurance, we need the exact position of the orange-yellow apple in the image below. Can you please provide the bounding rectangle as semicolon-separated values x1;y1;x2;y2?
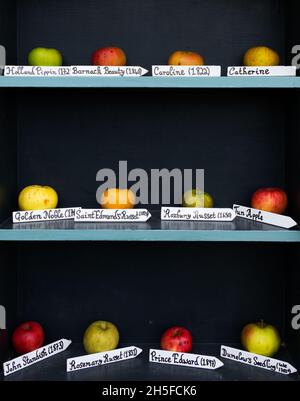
241;321;281;357
251;188;288;214
243;46;280;67
168;51;204;66
100;188;136;209
92;47;126;66
83;321;119;354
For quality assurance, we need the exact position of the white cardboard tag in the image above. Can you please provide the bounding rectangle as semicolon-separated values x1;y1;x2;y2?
233;204;297;229
161;207;235;222
220;345;297;375
70;66;148;77
3;339;72;376
67;346;142;372
149;349;223;370
5;66;72;77
227;66;296;77
75;209;151;223
152;65;221;77
13;207;81;223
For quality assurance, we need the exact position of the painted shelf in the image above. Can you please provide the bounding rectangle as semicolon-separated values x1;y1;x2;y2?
0;213;299;242
1;342;298;381
0;76;300;88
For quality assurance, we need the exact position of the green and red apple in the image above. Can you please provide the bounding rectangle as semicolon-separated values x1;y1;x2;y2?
241;320;281;357
83;321;119;354
251;188;288;214
28;48;63;66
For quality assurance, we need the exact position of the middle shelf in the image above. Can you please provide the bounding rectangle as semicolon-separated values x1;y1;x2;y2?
1;213;299;242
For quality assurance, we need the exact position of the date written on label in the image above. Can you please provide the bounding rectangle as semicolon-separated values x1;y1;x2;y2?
67;346;143;372
220;345;297;375
161;207;235;222
13;207;81;223
75;209;151;223
149;349;224;370
152;65;221;77
3;339;72;376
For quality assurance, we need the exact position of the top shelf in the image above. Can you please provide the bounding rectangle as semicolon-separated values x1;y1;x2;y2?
0;76;300;89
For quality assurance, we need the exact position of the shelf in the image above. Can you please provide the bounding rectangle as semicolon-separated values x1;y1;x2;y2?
0;76;300;89
0;213;299;242
2;343;298;381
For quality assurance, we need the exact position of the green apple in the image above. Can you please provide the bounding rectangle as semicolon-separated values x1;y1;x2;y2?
83;321;119;354
28;47;63;66
183;189;214;208
241;320;281;357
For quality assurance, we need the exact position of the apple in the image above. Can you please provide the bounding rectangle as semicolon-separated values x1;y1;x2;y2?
83;321;119;354
251;187;288;214
241;321;281;357
92;47;126;66
243;46;280;67
100;188;136;209
161;326;193;353
18;185;58;211
12;321;45;355
28;48;63;66
183;189;214;208
168;51;204;66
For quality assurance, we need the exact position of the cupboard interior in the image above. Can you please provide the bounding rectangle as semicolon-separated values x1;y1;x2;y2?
0;242;299;381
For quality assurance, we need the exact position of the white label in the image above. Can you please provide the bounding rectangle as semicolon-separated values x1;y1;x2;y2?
161;207;235;221
233;204;297;229
220;345;297;375
13;207;81;223
70;66;148;77
3;339;71;376
227;66;296;77
5;66;72;77
75;209;151;223
67;346;142;372
149;349;223;370
152;65;221;77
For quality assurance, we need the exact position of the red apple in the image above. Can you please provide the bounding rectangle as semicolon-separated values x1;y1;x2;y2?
12;321;45;355
251;187;288;214
160;326;192;353
92;47;126;66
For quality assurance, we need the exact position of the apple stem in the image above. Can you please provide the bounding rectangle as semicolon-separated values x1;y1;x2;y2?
259;319;265;328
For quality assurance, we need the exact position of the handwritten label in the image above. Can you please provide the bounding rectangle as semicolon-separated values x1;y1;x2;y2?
13;207;80;223
149;349;223;370
70;66;148;77
5;66;72;77
233;204;297;229
75;209;151;223
4;66;148;78
67;346;142;372
3;339;71;376
152;65;221;77
161;207;235;221
227;66;296;77
220;345;297;375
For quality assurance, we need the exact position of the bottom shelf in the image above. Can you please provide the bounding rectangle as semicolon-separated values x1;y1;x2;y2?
2;343;299;381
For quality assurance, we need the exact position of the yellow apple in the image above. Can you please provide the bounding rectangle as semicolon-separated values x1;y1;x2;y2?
18;185;58;211
183;189;214;208
83;321;119;354
241;321;281;357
